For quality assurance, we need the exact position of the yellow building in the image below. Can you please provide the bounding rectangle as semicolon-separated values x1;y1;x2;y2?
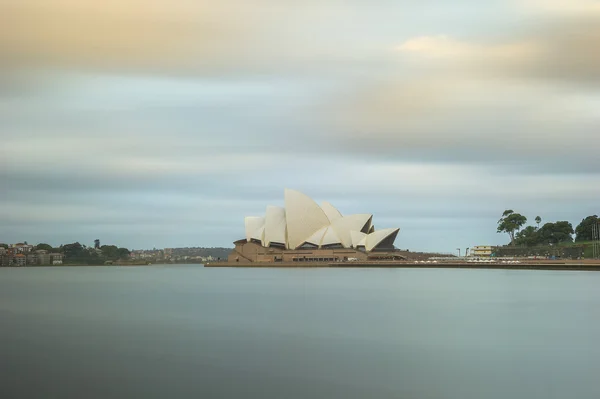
471;246;493;257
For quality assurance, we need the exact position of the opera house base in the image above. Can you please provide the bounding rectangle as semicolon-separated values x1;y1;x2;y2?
209;252;600;271
226;240;405;264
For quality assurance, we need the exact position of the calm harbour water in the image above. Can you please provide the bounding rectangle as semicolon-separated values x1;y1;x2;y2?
1;265;599;399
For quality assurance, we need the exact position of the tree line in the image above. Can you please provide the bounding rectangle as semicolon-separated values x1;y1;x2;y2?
497;211;598;247
15;242;131;265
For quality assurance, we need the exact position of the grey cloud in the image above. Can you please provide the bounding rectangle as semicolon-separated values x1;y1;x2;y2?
511;15;600;84
315;13;600;172
0;0;517;87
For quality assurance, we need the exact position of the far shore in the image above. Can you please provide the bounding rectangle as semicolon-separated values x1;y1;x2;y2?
5;260;600;271
2;262;207;268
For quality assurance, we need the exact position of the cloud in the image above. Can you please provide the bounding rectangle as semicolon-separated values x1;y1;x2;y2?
0;0;396;80
322;74;599;170
317;3;600;171
396;35;541;75
395;10;600;84
520;0;600;14
0;1;247;73
3;0;598;81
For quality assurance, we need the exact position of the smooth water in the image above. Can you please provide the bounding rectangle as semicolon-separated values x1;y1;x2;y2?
1;265;599;399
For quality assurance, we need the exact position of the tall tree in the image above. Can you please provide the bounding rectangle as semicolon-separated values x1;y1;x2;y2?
514;226;539;247
538;221;574;244
535;216;541;229
497;210;527;245
100;245;120;260
575;215;599;242
62;242;84;258
117;248;131;259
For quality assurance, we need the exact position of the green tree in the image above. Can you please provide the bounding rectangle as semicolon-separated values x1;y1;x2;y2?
0;243;8;249
117;248;131;259
63;242;84;258
575;215;599;242
514;225;539;247
538;221;574;244
100;245;120;260
535;216;541;229
497;210;527;245
35;243;53;251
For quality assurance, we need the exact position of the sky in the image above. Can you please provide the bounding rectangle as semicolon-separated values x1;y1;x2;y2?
1;0;599;253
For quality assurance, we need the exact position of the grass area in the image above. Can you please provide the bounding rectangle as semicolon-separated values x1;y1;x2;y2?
556;241;594;247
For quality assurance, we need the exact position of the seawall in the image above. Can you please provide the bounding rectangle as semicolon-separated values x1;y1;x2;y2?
206;260;600;271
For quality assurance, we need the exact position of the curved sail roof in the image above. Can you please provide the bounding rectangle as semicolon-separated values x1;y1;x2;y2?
365;228;400;251
284;188;330;249
264;205;287;246
244;216;265;242
321;201;343;222
330;214;372;248
302;225;343;247
320;226;342;247
253;226;265;245
304;226;327;246
241;189;399;252
350;231;367;248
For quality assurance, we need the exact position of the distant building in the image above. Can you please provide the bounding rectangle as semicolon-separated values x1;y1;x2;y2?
27;253;37;265
11;243;34;254
0;255;10;266
35;250;51;265
14;254;27;266
50;253;63;265
471;246;493;257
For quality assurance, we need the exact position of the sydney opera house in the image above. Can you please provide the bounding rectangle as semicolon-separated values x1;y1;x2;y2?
228;189;401;263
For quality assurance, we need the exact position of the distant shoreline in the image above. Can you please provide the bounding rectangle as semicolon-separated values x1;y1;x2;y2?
0;263;206;268
4;261;600;271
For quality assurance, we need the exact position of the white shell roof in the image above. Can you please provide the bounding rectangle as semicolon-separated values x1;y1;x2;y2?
242;189;399;251
330;214;372;248
253;226;265;245
244;216;265;242
264;205;287;246
302;225;343;248
304;226;327;246
321;201;343;222
320;226;342;247
365;228;400;251
350;231;367;248
284;189;330;249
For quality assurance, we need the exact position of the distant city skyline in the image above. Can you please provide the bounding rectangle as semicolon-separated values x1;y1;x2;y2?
1;0;598;253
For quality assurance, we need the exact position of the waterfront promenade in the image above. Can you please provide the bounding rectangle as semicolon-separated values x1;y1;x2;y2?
206;259;600;271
